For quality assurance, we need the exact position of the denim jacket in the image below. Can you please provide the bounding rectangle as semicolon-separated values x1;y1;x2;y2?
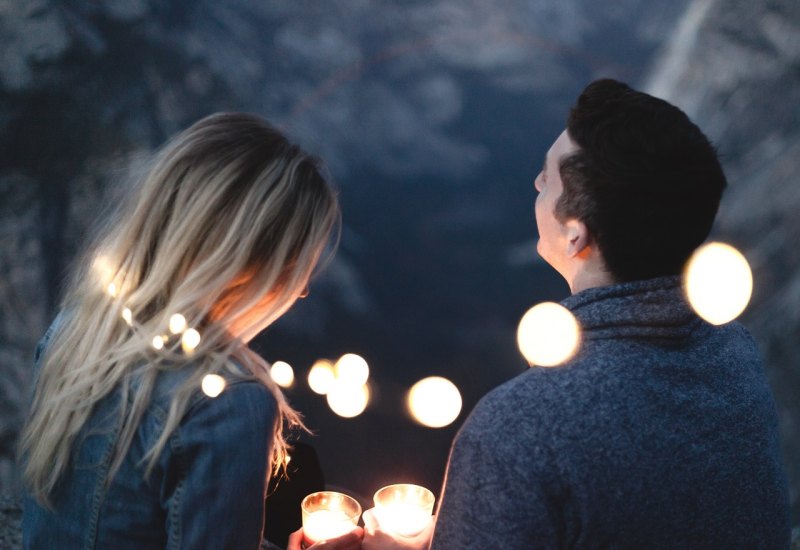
23;317;278;549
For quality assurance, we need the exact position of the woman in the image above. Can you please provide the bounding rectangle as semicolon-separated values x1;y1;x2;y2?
20;113;360;549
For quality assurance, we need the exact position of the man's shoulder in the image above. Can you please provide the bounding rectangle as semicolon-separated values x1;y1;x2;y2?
460;365;583;443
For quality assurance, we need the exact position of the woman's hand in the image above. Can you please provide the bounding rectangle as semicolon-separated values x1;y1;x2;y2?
360;508;434;550
286;526;364;550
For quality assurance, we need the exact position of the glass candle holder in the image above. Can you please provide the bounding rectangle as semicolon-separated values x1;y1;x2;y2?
373;483;435;537
301;491;362;545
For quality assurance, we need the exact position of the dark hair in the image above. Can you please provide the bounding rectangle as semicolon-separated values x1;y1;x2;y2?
556;78;726;282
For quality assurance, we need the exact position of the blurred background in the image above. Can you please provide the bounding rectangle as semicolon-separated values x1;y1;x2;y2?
1;0;798;528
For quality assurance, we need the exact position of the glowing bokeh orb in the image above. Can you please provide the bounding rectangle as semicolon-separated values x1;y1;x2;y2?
270;361;295;388
334;353;370;386
152;335;165;350
121;307;133;326
181;328;201;354
201;374;226;398
169;313;187;334
407;376;462;428
106;283;118;297
326;381;370;418
308;360;336;395
684;242;753;325
517;302;581;367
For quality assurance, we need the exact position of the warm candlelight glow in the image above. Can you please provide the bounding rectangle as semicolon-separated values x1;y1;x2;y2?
407;377;462;428
684;242;753;325
181;328;201;353
301;491;361;545
373;484;435;537
201;374;226;397
334;353;370;386
517;302;580;367
326;381;370;418
270;361;295;388
308;360;336;394
169;313;187;334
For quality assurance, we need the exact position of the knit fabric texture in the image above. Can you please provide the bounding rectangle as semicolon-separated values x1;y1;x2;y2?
431;276;790;549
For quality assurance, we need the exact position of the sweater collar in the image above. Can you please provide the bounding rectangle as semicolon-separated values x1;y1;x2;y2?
561;275;703;341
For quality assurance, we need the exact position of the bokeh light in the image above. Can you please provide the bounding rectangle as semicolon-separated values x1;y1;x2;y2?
169;313;187;334
326;381;370;418
201;374;226;398
151;335;165;350
334;353;370;386
684;242;753;325
270;360;295;388
308;360;336;395
181;328;201;354
121;307;133;325
517;302;581;367
407;376;462;428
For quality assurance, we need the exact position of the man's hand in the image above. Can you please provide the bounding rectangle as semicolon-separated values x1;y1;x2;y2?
286;526;364;550
361;508;434;550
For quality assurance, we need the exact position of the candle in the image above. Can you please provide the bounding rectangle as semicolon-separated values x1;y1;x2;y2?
373;484;435;537
301;491;361;545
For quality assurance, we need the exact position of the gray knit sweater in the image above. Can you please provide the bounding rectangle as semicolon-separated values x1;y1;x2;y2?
431;276;790;549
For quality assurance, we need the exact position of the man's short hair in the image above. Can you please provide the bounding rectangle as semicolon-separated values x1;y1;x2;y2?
556;78;727;282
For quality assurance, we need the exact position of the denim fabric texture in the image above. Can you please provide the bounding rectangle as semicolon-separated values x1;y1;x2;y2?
23;317;278;549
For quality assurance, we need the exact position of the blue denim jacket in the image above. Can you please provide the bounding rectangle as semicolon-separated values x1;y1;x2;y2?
23;318;278;549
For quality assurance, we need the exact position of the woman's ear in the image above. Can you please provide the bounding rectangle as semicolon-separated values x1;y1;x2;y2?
565;219;591;258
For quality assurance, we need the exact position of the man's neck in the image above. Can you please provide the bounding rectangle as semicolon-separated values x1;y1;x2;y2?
568;265;616;295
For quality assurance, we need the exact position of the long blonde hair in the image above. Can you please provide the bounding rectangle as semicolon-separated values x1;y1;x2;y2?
20;113;340;505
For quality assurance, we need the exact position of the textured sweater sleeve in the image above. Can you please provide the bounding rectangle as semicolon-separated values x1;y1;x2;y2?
430;388;562;550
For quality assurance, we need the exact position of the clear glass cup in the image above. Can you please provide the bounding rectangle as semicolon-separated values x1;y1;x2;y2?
373;483;435;537
301;491;362;545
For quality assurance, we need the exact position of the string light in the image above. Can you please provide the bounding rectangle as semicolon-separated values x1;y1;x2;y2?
326;381;370;418
334;353;370;386
201;374;226;397
181;328;201;354
121;307;133;326
684;242;753;325
152;335;165;350
517;302;581;367
407;377;462;428
270;361;295;388
308;360;336;395
169;313;187;334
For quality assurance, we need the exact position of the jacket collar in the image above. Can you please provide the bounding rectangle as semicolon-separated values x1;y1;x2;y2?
561;275;703;342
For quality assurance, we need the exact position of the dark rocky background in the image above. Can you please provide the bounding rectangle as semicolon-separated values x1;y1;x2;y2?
1;0;798;528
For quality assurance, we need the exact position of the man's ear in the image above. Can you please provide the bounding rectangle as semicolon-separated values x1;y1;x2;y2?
565;219;591;258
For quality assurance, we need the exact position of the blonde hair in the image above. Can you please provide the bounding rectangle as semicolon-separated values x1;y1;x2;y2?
19;113;340;505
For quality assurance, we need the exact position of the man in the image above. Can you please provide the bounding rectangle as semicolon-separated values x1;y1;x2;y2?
429;79;791;548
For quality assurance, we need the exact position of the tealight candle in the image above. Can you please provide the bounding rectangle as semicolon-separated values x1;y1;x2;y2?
373;484;435;537
301;491;361;545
